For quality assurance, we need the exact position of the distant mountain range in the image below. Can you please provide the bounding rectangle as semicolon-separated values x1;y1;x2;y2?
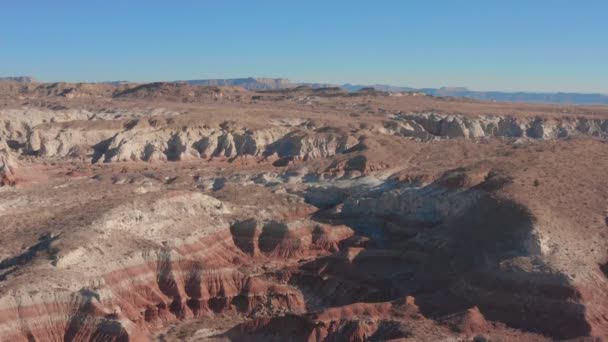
182;78;608;105
343;84;608;105
4;76;608;105
0;76;38;84
433;88;608;105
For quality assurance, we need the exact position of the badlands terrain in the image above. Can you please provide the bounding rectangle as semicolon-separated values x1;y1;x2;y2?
0;82;608;341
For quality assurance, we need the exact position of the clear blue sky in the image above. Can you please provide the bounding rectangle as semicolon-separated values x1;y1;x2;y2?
1;0;606;93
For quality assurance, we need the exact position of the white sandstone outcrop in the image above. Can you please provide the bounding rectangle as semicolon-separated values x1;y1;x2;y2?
388;112;608;139
1;107;607;165
25;119;357;163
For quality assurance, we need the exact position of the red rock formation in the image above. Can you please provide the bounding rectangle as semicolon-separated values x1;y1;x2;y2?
0;220;355;340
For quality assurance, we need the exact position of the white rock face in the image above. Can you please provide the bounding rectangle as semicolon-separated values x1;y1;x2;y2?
341;185;479;227
25;120;356;163
388;112;608;139
28;126;119;159
94;192;229;242
21;112;608;164
264;131;358;160
2;107;608;165
99;126;296;162
0;108;88;143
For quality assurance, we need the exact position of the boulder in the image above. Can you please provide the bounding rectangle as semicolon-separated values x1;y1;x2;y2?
0;138;17;185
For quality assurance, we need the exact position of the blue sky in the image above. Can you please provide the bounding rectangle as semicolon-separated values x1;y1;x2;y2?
1;0;606;93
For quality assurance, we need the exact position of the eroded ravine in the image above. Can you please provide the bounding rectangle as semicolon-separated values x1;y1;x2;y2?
0;169;596;341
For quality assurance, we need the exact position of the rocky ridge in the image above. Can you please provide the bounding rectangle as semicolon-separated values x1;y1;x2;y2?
385;112;608;139
1;108;608;169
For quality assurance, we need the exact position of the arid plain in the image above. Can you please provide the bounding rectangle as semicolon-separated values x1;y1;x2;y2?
1;82;608;341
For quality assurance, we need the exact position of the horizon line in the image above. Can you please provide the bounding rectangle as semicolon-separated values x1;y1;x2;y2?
4;75;607;96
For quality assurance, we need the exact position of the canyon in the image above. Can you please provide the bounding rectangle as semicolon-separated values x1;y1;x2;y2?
0;82;607;341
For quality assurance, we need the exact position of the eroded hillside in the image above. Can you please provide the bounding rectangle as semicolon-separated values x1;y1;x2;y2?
0;83;607;341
